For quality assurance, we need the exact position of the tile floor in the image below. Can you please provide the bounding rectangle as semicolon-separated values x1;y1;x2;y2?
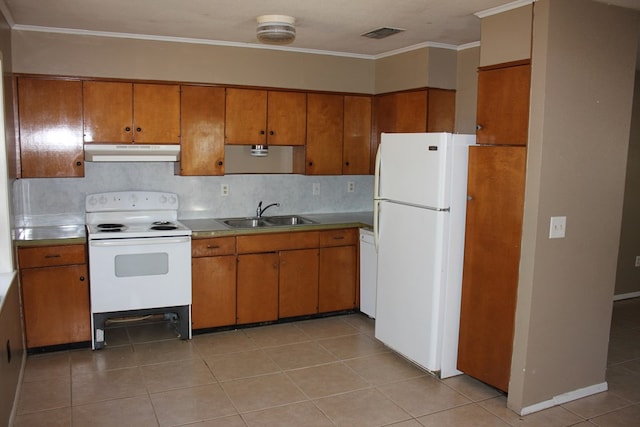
13;298;640;426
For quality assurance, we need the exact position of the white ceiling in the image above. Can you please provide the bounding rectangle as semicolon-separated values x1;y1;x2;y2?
0;0;638;58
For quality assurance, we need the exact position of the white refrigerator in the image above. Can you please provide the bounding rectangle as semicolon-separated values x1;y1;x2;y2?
373;132;475;379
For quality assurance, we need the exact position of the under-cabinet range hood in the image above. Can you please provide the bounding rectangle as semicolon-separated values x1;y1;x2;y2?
84;144;180;162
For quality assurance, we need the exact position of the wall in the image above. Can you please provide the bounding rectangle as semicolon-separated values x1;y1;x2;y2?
479;3;532;66
509;0;639;414
615;70;640;296
12;31;375;93
455;46;480;134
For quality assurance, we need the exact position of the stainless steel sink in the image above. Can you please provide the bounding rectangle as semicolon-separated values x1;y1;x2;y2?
264;215;316;226
219;215;316;229
221;217;269;228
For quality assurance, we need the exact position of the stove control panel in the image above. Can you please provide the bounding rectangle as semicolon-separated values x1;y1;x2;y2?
86;191;179;212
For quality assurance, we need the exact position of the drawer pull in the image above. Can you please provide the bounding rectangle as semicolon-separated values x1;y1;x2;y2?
44;254;61;259
333;236;345;240
206;245;220;249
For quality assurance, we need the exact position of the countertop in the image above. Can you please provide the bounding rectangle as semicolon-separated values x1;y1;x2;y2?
13;211;374;244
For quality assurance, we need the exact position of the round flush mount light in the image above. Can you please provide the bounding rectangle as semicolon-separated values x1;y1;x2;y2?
256;14;296;45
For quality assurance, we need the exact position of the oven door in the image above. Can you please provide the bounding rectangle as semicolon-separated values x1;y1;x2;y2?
89;236;191;313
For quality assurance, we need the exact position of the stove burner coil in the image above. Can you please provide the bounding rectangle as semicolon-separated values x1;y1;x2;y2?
152;221;174;226
151;225;178;231
97;223;125;232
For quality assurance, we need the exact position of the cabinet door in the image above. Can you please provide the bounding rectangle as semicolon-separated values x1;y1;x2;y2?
133;83;181;143
279;249;319;318
18;78;84;178
306;93;344;175
21;264;90;348
237;253;279;324
225;88;267;145
343;95;372;175
457;145;526;392
267;91;306;146
427;88;455;132
179;85;226;176
319;245;357;312
192;255;236;329
83;81;133;143
476;63;531;146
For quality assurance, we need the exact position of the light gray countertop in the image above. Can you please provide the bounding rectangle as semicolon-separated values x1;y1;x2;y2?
14;211;374;244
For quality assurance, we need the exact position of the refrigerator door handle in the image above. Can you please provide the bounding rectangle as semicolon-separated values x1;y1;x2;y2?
374;147;382;250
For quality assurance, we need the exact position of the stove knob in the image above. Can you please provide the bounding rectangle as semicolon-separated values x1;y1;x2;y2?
87;196;97;207
98;195;108;205
169;195;177;205
160;194;168;204
129;194;138;205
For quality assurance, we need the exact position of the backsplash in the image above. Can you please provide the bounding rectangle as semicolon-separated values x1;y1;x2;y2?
13;162;374;227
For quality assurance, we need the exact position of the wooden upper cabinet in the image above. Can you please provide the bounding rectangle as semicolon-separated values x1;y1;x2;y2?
304;93;344;175
427;88;456;132
476;62;531;146
343;95;372;175
225;88;306;146
83;81;180;144
266;91;306;146
17;77;84;178
179;85;226;176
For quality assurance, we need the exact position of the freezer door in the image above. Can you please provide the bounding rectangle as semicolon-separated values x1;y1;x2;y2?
374;200;448;373
378;132;451;209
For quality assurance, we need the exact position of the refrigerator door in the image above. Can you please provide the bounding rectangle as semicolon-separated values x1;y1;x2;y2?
374;200;447;373
377;132;451;209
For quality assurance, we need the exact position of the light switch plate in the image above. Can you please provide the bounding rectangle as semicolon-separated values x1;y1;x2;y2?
549;216;566;239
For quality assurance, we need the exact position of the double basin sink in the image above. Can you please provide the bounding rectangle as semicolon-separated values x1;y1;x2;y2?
219;215;317;229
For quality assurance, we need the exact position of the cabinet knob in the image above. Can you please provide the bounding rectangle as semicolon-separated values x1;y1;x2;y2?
345;161;350;166
476;124;483;131
269;130;274;136
308;161;313;166
217;161;223;166
76;161;82;167
125;126;131;132
79;276;85;281
260;130;265;135
136;127;142;132
467;195;473;201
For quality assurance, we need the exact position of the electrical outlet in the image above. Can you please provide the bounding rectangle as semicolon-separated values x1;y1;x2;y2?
220;183;229;196
347;181;355;193
312;183;320;196
635;256;640;268
549;216;566;239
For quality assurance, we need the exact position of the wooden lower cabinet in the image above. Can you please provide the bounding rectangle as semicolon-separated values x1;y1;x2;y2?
191;237;237;329
318;229;358;312
457;145;527;392
18;244;90;348
279;248;320;318
237;253;279;324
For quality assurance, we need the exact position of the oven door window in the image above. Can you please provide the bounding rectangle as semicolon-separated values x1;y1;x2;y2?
115;252;169;277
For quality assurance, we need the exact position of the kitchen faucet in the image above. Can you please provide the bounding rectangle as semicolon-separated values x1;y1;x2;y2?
256;201;280;217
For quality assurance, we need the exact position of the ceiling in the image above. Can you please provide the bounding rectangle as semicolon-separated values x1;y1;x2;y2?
0;0;638;58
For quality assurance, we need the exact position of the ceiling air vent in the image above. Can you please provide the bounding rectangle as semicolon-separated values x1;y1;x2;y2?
361;27;405;39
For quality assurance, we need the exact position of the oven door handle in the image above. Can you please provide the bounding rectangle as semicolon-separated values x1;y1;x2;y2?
90;236;191;247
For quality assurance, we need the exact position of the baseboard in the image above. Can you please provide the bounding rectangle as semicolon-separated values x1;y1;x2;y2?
518;382;608;416
613;292;640;301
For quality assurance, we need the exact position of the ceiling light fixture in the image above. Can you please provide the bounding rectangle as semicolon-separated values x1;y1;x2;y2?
256;14;296;45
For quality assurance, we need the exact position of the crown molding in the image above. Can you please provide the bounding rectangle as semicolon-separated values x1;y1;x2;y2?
475;0;534;18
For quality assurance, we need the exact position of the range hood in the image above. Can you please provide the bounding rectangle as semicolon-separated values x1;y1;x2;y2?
84;144;180;162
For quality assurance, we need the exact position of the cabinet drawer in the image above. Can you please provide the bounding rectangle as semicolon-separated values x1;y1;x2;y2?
320;228;358;247
18;244;86;268
237;231;320;253
192;237;236;257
